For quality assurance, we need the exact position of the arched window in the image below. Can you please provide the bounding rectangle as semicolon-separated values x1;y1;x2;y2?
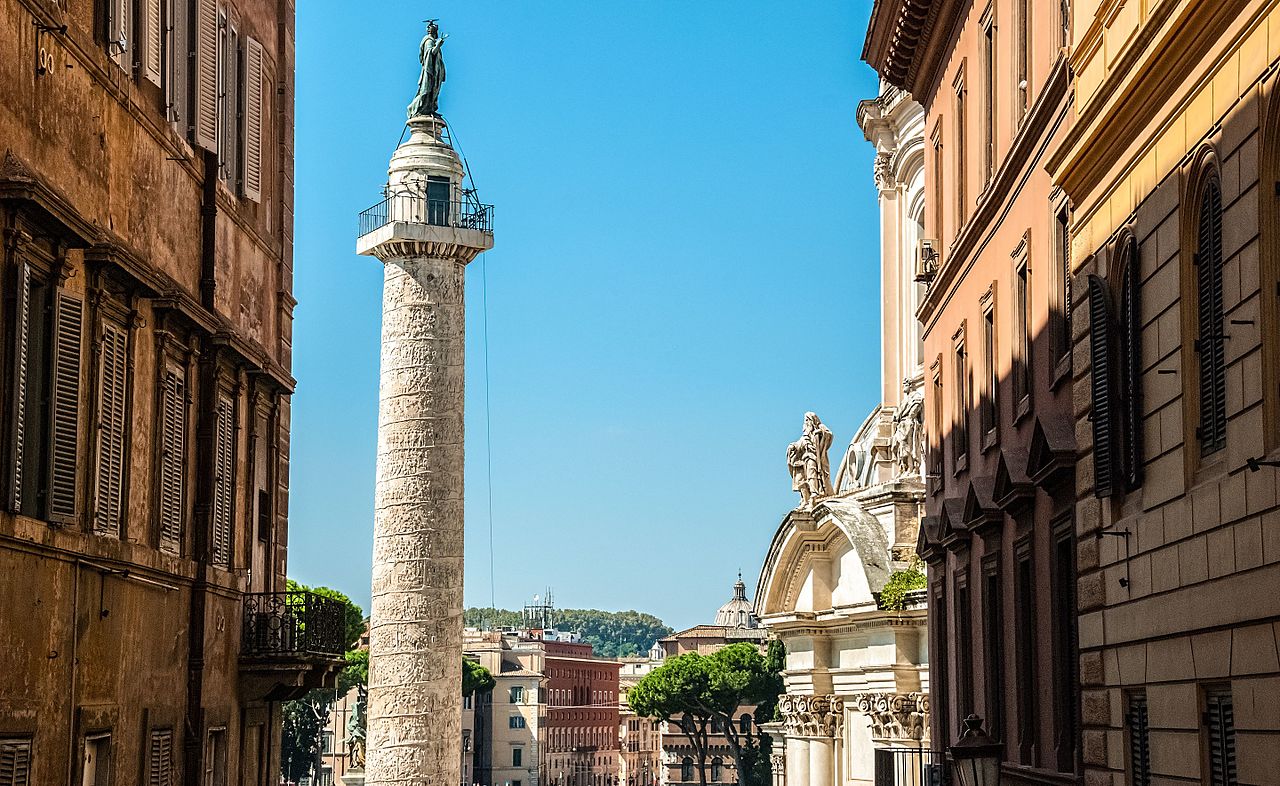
739;713;752;734
681;757;694;783
711;758;723;782
1195;179;1227;455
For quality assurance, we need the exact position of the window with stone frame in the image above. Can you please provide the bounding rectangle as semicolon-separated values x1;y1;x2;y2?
929;357;944;494
1124;692;1151;786
1194;177;1227;457
954;66;968;225
1203;686;1236;786
1013;236;1033;418
157;356;190;555
1014;535;1036;765
931;123;945;250
5;238;84;525
1050;515;1079;773
980;284;998;448
981;554;1004;742
952;324;970;473
981;8;995;184
1016;0;1031;119
148;728;174;786
955;569;974;719
1052;204;1073;376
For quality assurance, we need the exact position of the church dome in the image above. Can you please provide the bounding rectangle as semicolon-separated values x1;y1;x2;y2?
714;574;759;629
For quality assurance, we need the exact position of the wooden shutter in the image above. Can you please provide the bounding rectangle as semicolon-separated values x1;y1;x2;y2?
166;0;190;124
0;738;32;786
1089;275;1118;497
148;729;173;786
242;37;264;201
7;261;31;512
192;0;219;150
95;323;129;537
1197;182;1227;455
142;0;163;84
1119;239;1144;491
1125;693;1150;786
49;295;83;520
211;394;234;566
106;0;130;69
1204;688;1236;786
159;368;186;554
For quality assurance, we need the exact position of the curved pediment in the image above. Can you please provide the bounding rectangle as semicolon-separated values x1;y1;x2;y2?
755;497;892;619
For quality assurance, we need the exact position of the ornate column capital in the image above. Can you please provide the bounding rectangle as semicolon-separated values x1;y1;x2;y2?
777;694;845;739
850;692;930;742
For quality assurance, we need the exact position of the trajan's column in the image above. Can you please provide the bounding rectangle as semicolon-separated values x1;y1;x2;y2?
355;20;494;786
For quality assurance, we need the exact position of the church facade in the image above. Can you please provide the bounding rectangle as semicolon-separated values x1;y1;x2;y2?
753;82;931;786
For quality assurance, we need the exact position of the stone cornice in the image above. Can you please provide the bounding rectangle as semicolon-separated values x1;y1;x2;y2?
863;0;959;98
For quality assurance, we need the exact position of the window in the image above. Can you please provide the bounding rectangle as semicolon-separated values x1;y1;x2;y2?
710;758;722;782
1014;252;1032;411
1118;238;1144;491
1089;274;1119;498
104;0;130;69
511;685;525;704
216;7;239;186
427;177;451;226
82;733;111;786
681;758;694;783
320;730;334;754
0;738;33;786
509;715;526;730
242;37;266;201
1059;0;1071;50
463;694;472;710
8;262;83;522
953;328;970;470
1051;519;1078;772
95;321;129;537
1014;539;1036;765
932;125;944;246
1052;207;1073;370
159;365;187;554
1195;180;1227;456
982;12;995;183
211;393;235;567
738;713;751;734
1203;687;1236;786
317;768;334;786
975;560;1001;738
203;727;227;786
148;728;174;786
513;748;523;767
955;570;973;718
930;359;944;492
981;293;998;444
954;69;968;224
1016;0;1031;119
1125;692;1151;786
931;581;951;748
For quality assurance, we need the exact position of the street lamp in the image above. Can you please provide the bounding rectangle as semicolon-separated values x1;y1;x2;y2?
948;714;1002;786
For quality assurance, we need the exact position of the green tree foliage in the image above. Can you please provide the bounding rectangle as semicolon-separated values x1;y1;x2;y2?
464;656;495;697
462;607;672;657
628;644;775;786
878;559;927;611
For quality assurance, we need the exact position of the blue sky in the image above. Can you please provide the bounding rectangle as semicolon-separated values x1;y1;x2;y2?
287;1;883;632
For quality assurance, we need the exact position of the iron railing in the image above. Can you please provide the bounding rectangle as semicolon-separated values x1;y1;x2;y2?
874;747;946;786
358;194;495;237
242;590;347;657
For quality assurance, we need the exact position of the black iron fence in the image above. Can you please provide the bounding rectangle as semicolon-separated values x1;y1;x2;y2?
358;194;495;237
874;747;946;786
241;590;347;657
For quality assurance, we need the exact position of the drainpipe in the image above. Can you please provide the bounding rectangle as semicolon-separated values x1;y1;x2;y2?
64;560;80;786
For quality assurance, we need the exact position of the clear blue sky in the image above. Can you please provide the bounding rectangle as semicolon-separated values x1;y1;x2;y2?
287;1;883;633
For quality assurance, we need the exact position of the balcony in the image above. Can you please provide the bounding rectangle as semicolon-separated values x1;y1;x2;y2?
358;194;495;237
239;590;347;701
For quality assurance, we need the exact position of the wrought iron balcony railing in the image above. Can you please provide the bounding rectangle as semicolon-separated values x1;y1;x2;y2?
873;747;945;786
242;590;347;658
358;194;495;237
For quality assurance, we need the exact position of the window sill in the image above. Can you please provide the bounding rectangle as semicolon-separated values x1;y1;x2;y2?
954;453;969;476
982;428;999;453
1014;394;1032;425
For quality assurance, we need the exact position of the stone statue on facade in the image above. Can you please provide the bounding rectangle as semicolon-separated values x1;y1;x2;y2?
408;20;448;118
347;683;367;769
787;412;834;509
890;389;924;478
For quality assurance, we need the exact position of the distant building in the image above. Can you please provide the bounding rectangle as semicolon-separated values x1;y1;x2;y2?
617;655;663;786
656;578;768;786
464;629;546;786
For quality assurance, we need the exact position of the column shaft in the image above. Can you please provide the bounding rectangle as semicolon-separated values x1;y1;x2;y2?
366;254;466;786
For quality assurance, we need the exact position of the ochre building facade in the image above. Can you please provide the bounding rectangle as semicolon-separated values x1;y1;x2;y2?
1051;1;1280;784
0;0;335;785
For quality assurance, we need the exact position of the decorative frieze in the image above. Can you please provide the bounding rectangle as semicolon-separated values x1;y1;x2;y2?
850;692;929;741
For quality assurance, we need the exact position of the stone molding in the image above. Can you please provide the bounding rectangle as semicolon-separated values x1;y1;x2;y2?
849;692;929;741
778;694;844;739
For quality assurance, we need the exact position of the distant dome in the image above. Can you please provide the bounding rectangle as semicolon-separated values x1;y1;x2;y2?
714;574;759;629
